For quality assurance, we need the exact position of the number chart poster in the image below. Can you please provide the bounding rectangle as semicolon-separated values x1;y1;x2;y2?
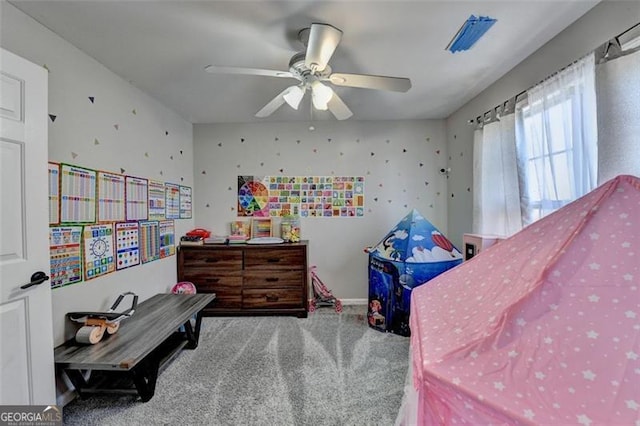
139;221;160;264
179;186;192;219
125;176;149;221
165;183;180;219
97;171;126;223
159;220;175;258
48;162;60;225
148;180;166;220
83;224;116;281
61;164;97;223
238;175;365;218
49;226;83;288
115;222;140;270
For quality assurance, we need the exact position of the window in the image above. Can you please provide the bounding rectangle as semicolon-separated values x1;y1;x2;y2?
515;53;598;225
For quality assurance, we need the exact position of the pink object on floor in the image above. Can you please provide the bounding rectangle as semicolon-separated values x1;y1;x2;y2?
402;175;640;425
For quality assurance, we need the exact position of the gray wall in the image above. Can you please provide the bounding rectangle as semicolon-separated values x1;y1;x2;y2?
445;0;640;248
1;3;195;346
194;119;449;301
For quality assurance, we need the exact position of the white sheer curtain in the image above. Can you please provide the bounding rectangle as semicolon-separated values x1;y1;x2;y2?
472;113;522;237
515;53;597;225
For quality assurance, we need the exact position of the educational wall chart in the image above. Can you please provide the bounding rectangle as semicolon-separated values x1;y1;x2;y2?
159;220;175;258
148;180;166;220
48;162;60;225
139;221;160;264
237;175;270;217
238;175;365;218
47;161;186;288
49;226;83;288
115;222;140;270
125;176;149;221
179;186;192;219
61;164;97;223
97;171;126;222
83;224;116;281
165;183;180;219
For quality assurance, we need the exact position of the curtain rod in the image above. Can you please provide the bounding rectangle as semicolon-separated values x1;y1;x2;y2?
468;21;640;127
467;91;525;127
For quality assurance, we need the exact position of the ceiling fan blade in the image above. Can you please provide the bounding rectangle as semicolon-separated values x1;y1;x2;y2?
205;65;294;79
255;87;292;118
329;73;412;92
305;23;342;72
327;91;353;121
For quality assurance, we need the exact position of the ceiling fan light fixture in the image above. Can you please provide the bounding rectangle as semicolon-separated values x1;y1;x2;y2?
283;85;305;110
311;81;333;111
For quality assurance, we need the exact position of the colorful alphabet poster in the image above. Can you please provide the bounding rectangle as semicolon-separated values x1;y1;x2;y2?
159;220;175;258
165;183;180;219
83;224;115;281
148;180;166;220
97;171;126;222
115;222;140;270
179;186;192;219
48;162;60;225
238;176;365;218
125;176;148;221
61;164;97;223
49;226;82;288
139;221;160;263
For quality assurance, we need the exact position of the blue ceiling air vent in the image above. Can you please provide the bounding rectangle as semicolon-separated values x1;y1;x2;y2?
447;15;497;53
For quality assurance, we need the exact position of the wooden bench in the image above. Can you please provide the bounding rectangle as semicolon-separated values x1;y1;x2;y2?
54;293;215;402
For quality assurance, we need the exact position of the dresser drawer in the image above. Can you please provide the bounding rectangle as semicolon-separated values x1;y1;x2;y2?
187;275;242;309
244;248;305;270
181;267;242;281
181;249;242;270
243;270;304;289
242;288;302;309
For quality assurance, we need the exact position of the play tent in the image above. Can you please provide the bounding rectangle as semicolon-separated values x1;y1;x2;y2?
367;209;462;336
397;175;640;425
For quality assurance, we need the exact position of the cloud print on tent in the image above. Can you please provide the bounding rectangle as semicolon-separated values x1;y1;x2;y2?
407;244;455;262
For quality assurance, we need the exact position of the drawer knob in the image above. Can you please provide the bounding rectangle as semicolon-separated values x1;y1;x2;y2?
266;294;279;302
206;278;220;283
265;277;279;282
205;259;219;263
267;258;280;263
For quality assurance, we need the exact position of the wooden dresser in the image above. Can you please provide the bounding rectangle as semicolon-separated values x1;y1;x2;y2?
177;241;308;317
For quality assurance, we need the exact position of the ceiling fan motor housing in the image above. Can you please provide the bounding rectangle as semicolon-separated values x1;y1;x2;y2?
288;52;332;85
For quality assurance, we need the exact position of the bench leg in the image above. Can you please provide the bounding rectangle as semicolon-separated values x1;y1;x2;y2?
130;358;159;402
65;369;89;399
184;311;203;350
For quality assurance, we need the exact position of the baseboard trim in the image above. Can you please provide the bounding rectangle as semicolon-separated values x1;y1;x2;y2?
307;298;367;305
339;298;367;305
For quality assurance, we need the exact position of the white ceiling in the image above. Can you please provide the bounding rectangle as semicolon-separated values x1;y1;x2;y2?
9;1;599;124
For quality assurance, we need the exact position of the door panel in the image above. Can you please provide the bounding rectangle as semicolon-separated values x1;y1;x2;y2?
0;48;55;405
0;139;25;261
0;300;30;403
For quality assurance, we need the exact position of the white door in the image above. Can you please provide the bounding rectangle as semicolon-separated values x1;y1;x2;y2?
0;48;55;404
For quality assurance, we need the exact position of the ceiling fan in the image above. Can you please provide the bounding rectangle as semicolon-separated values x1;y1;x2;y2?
205;23;412;120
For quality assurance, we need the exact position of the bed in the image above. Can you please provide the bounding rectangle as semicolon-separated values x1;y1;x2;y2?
396;175;640;425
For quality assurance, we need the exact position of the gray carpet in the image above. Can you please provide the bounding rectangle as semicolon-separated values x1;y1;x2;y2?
62;307;410;425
